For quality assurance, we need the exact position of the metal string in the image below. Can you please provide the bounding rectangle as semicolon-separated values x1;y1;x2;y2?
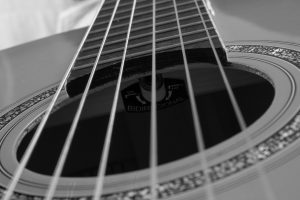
198;0;247;130
171;0;216;200
0;1;107;200
195;1;278;200
93;0;137;199
150;0;158;199
202;0;227;51
1;1;276;200
43;0;126;199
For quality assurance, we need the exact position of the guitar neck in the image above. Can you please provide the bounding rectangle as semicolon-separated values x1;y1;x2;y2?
71;0;227;71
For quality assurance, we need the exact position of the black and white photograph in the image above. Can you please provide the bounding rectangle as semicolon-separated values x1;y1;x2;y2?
0;0;299;199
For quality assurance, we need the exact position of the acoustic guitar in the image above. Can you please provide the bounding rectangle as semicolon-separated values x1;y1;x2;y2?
0;0;300;199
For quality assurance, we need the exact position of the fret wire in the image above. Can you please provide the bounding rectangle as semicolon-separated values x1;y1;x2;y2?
90;6;206;36
83;20;214;54
98;0;179;17
91;11;208;37
101;0;197;12
88;15;207;45
94;0;203;27
86;15;209;49
0;1;108;200
93;0;137;200
79;27;214;62
74;35;219;70
97;0;143;14
96;0;202;22
172;0;216;200
86;19;208;47
76;34;214;67
82;29;215;63
196;1;278;199
80;33;212;65
98;0;133;14
150;0;158;199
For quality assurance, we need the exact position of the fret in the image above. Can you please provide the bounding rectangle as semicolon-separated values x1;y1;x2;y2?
84;13;209;52
114;29;210;55
155;37;181;50
87;8;206;42
99;0;149;14
182;29;210;42
99;0;196;15
95;0;174;24
179;13;208;24
190;0;225;58
90;11;207;40
181;21;209;33
79;18;213;58
79;21;213;59
75;29;218;68
90;1;205;34
71;0;225;80
96;0;200;23
73;36;220;71
124;36;221;66
178;7;200;18
100;0;134;16
80;18;212;59
81;24;214;60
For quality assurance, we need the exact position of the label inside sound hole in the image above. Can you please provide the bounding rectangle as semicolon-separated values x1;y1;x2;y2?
121;78;188;113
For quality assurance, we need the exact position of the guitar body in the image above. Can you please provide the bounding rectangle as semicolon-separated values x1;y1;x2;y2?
1;0;300;199
0;28;86;110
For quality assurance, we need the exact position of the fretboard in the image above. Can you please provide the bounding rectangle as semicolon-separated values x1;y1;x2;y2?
72;0;225;71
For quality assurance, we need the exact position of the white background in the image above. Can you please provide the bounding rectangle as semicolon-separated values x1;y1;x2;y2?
0;0;98;50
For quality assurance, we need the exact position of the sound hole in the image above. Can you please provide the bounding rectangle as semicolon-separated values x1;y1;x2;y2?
17;65;274;177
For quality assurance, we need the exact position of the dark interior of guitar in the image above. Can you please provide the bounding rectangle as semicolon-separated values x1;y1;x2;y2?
16;51;274;177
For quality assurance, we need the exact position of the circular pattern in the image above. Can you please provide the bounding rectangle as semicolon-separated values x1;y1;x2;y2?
0;42;300;199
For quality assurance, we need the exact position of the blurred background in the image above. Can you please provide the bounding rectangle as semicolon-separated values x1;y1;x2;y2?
210;0;300;44
0;0;99;50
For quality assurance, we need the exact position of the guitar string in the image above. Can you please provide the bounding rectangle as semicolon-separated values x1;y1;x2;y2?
171;0;216;200
196;1;278;200
43;0;128;199
150;0;158;199
2;2;276;200
197;0;247;130
92;0;137;199
202;0;226;51
0;1;107;200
